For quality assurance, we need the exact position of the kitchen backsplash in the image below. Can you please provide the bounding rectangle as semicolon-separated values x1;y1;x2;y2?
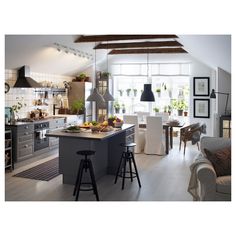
5;69;75;118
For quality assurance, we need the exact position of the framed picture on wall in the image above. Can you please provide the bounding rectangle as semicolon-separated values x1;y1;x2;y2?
193;77;210;96
193;99;210;118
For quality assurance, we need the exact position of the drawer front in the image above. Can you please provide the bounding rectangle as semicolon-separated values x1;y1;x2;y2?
18;133;33;143
50;119;65;129
17;124;34;133
18;141;33;158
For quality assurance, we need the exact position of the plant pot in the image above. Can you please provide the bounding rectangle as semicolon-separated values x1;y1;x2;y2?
184;111;188;116
133;91;137;97
122;108;126;114
178;110;183;116
115;108;120;114
157;92;161;98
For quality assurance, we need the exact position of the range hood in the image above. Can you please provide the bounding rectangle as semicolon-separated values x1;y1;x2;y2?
14;65;42;88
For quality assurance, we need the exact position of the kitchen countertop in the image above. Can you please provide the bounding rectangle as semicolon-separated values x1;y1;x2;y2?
46;124;134;140
5;116;66;126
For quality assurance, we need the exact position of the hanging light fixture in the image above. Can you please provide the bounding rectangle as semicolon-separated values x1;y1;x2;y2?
86;47;105;106
103;43;115;102
140;51;155;102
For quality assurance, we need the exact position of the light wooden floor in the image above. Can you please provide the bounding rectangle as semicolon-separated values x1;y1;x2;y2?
5;138;199;201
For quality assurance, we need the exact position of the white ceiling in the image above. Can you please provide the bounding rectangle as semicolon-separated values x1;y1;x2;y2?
5;35;231;76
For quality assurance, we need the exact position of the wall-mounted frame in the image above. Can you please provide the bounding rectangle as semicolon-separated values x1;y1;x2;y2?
193;99;210;118
193;77;210;96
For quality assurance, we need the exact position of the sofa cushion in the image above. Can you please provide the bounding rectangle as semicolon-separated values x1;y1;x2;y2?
204;146;231;177
216;176;231;194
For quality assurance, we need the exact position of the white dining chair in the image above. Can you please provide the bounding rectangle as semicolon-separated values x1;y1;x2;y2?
135;111;150;124
144;116;165;155
155;112;169;122
123;115;145;153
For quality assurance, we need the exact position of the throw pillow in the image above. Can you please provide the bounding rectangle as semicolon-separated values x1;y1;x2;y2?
204;146;231;177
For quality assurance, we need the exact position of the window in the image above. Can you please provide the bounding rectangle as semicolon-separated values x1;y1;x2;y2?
112;63;190;116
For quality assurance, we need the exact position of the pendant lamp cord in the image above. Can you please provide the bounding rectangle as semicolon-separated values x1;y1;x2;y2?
147;49;149;78
94;43;97;80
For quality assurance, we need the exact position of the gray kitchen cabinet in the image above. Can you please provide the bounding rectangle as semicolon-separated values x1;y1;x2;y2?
9;124;34;162
49;118;65;149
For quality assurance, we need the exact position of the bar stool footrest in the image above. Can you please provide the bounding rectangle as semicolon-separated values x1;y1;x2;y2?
117;171;137;179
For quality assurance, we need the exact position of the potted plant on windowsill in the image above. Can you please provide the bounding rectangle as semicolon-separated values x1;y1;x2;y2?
153;107;160;115
133;88;137;97
172;100;187;116
156;88;161;97
184;105;189;116
114;101;120;113
122;104;126;113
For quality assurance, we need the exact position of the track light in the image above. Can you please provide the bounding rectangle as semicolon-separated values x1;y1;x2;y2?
53;43;93;60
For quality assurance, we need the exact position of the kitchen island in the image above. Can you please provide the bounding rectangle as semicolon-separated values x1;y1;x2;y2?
46;124;135;185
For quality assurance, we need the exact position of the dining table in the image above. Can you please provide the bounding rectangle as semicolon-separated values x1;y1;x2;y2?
139;121;185;154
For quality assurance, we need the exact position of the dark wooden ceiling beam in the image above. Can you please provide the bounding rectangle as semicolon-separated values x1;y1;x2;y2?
94;41;183;49
109;48;187;55
75;35;178;43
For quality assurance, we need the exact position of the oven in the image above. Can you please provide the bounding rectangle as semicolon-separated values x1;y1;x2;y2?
34;122;49;151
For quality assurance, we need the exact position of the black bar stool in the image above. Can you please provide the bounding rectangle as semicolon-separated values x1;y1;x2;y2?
73;150;99;201
114;143;141;190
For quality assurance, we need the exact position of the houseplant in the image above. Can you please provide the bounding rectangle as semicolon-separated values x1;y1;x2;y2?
126;89;131;96
118;89;123;96
156;88;161;97
11;97;26;121
114;101;120;113
74;73;89;82
172;100;187;116
71;99;85;114
122;104;126;113
153;107;160;115
101;72;110;79
133;88;137;97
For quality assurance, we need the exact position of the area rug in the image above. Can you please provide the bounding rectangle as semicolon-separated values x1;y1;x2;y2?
13;158;60;181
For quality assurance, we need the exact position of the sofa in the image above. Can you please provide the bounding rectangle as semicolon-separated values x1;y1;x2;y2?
189;136;231;201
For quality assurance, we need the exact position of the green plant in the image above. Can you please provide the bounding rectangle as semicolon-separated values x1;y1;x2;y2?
71;99;85;114
113;101;120;109
74;73;88;81
162;83;167;90
153;107;160;113
126;88;131;96
164;106;168;113
133;89;137;93
118;89;123;96
172;99;187;110
156;88;161;93
101;72;110;79
11;97;26;113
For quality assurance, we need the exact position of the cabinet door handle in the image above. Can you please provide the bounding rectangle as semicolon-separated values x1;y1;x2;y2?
24;144;28;148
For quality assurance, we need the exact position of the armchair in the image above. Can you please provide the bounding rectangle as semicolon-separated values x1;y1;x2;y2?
188;136;231;201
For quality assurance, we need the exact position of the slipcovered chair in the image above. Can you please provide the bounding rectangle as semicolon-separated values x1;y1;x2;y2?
188;136;231;201
179;123;206;155
135;112;150;124
155;112;169;122
144;116;165;155
123;115;145;153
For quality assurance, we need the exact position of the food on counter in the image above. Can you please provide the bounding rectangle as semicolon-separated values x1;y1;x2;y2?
102;120;108;126
100;126;114;132
64;125;81;133
113;117;123;128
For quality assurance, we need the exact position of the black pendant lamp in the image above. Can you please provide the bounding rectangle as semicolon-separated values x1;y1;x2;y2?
140;52;155;102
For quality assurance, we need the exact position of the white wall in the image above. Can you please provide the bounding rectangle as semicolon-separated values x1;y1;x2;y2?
190;59;215;136
212;67;231;137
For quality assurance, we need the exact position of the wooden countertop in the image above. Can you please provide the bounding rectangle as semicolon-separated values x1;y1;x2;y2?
46;124;134;141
